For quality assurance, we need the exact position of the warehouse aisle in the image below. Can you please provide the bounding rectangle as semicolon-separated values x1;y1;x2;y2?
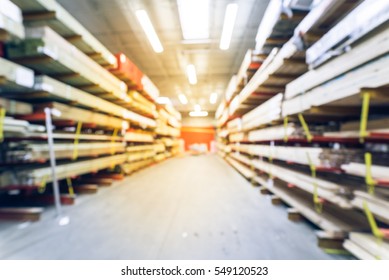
0;155;348;259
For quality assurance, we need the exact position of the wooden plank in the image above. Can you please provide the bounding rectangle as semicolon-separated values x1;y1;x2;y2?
253;176;368;234
348;232;389;259
6;26;126;98
1;75;155;128
286;26;389;99
5;142;126;163
343;239;376;260
0;154;127;188
13;0;117;67
251;159;352;208
21;102;127;129
0;0;25;40
0;207;43;221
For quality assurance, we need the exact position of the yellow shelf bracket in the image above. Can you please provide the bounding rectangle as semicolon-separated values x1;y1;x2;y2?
0;108;6;143
66;177;75;196
283;116;289;143
359;91;370;143
72;121;83;160
363;200;384;260
307;152;323;213
298;113;313;142
111;128;119;155
364;152;376;195
37;175;48;194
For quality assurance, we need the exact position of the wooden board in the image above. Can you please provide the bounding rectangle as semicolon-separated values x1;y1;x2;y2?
347;232;389;259
254;176;368;234
0;154;127;188
19;75;155;127
7;26;127;98
283;54;389;116
5;142;126;163
286;26;389;100
352;191;389;224
0;57;34;90
12;0;116;67
21;102;127;129
0;0;25;41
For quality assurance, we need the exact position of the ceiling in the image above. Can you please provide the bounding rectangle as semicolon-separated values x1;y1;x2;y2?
57;0;270;114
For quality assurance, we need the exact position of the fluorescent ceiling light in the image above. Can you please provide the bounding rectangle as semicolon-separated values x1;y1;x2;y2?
187;64;197;85
136;10;164;53
178;94;188;104
189;111;208;117
219;3;238;50
177;0;209;40
156;96;172;105
210;92;218;104
194;104;201;112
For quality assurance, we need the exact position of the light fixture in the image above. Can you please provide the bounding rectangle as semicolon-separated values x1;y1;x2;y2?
209;92;218;104
194;104;201;112
186;64;197;85
177;0;209;40
219;3;238;50
135;10;164;53
156;96;172;105
189;111;208;117
178;94;188;104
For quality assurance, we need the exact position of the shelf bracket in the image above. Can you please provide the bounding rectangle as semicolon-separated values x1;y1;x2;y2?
298;113;313;142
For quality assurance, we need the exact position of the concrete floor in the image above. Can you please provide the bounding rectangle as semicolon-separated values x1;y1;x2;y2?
0;154;351;259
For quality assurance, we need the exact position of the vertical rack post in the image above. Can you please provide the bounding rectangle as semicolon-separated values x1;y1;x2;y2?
44;108;62;219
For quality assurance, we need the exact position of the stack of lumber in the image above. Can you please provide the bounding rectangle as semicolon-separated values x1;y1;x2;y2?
0;154;127;188
12;0;117;67
127;150;156;163
248;124;297;142
225;155;255;179
124;131;154;143
241;93;283;131
306;0;389;68
0;0;24;41
6;26;127;97
250;158;351;208
231;144;363;168
217;0;389;256
284;18;389;116
342;162;389;182
127;90;158;118
0;57;34;90
0;0;182;220
126;143;165;154
344;233;389;260
121;158;154;174
1;75;156;128
255;175;368;235
5;142;126;163
21;102;127;129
